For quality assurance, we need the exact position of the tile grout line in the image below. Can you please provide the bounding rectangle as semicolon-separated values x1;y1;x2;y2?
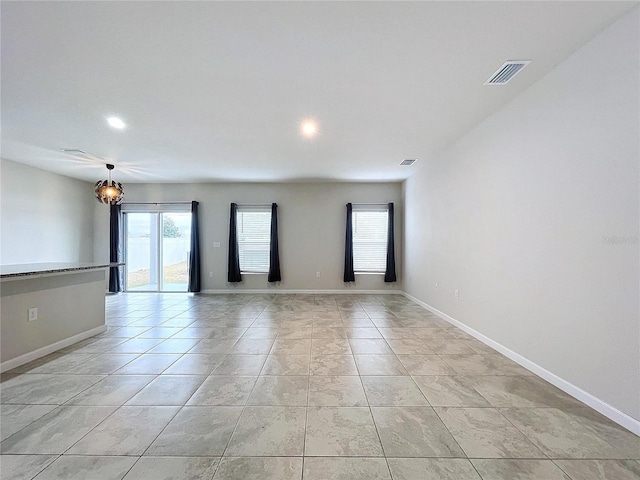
353;300;392;478
214;303;270;465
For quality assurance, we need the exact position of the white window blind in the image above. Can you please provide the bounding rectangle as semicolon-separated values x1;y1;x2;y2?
237;207;271;273
352;207;388;273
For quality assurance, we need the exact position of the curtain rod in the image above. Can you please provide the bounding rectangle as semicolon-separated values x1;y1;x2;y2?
235;203;272;207
123;202;194;205
351;202;391;206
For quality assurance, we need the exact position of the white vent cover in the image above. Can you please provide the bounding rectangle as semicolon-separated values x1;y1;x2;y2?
484;61;531;85
60;149;106;163
60;149;90;156
400;159;416;166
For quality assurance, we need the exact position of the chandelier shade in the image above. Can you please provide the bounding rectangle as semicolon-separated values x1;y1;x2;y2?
95;164;124;205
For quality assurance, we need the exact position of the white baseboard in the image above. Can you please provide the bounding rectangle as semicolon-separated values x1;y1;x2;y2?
402;292;640;436
200;289;402;295
0;325;107;373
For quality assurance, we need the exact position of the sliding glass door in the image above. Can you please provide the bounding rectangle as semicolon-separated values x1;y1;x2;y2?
124;211;191;292
125;212;157;291
161;212;191;291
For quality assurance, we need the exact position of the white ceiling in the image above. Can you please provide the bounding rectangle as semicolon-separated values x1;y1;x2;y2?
1;1;636;184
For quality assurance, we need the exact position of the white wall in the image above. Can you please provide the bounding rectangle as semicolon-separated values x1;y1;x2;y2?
404;8;639;422
0;158;95;265
95;182;402;291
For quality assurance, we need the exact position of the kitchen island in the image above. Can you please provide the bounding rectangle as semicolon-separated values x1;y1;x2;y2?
0;262;119;371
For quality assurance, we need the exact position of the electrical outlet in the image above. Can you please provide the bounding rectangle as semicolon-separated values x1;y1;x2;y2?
454;289;459;300
213;242;221;248
316;272;321;278
28;307;38;321
435;282;439;289
209;272;213;278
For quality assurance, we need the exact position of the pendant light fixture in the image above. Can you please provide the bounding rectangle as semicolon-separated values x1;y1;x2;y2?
95;163;124;205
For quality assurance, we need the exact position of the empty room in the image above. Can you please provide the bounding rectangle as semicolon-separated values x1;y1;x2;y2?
1;1;639;479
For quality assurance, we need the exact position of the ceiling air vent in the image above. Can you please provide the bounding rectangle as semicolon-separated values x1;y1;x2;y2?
400;159;416;166
484;61;531;85
60;149;107;163
60;149;90;156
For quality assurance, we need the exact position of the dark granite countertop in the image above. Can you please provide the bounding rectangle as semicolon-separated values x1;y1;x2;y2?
0;262;123;279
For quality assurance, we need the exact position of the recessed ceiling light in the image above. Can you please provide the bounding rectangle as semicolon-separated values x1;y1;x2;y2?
107;116;126;129
300;119;318;138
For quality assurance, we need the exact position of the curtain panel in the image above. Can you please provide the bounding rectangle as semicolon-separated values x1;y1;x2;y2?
384;202;397;282
108;204;123;292
343;203;355;282
187;200;201;292
227;203;242;282
268;203;282;282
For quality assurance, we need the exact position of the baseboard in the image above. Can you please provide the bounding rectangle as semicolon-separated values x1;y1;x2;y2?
402;292;640;436
0;325;107;373
200;289;403;295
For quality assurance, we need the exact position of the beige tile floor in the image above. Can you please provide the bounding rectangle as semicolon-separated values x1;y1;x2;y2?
1;293;639;480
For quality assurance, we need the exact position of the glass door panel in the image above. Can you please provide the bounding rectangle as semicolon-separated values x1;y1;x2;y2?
125;212;159;291
161;212;191;292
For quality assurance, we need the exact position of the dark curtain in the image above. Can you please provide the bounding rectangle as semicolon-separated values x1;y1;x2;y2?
187;201;201;292
268;203;281;282
228;203;242;282
384;202;397;282
343;203;355;282
108;204;123;292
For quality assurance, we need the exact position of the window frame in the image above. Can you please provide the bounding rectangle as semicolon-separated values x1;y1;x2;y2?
351;204;389;274
236;205;272;274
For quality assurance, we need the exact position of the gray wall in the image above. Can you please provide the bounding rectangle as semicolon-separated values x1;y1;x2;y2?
1;270;106;366
0;159;95;265
403;9;639;421
95;182;402;291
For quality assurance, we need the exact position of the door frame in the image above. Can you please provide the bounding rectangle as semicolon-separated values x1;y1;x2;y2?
123;209;190;293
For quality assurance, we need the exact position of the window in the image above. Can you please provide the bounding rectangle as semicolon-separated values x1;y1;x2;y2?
352;206;388;273
237;206;271;273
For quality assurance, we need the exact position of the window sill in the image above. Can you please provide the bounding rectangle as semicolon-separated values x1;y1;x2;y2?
354;272;385;275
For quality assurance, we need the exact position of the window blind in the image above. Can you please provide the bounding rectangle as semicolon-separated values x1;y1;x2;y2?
352;208;388;273
237;207;271;273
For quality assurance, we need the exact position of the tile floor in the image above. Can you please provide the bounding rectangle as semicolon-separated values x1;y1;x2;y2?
1;293;639;480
